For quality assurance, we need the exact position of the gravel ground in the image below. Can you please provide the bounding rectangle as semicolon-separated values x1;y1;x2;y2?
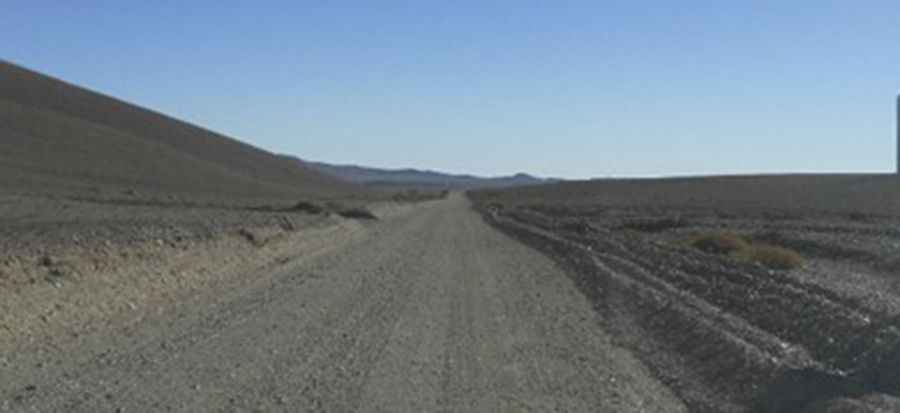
471;193;900;413
1;194;681;412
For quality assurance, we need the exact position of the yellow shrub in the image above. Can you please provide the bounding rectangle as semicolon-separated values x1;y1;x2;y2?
685;232;804;270
738;245;804;270
689;232;750;255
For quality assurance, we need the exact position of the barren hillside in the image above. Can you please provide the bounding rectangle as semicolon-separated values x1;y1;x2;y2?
0;61;359;201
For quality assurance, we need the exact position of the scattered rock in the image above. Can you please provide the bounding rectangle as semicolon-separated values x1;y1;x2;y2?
39;255;56;267
279;216;297;231
238;228;258;244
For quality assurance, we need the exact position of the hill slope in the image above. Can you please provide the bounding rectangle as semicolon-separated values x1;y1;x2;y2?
299;159;552;189
0;61;358;201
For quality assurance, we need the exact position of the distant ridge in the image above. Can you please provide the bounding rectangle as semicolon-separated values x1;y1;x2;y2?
0;61;360;201
477;173;900;215
294;158;555;189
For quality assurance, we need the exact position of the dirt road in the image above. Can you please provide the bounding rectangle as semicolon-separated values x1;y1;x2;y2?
2;195;684;412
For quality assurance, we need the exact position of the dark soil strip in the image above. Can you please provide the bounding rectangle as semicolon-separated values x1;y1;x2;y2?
478;208;900;413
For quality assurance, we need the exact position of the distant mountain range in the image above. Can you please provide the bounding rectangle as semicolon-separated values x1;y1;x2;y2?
293;159;556;190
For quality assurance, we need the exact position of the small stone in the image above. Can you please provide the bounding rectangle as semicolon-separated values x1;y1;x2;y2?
39;255;56;267
238;228;257;244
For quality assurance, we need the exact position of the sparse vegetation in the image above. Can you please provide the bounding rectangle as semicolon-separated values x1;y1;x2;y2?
751;231;875;262
846;212;874;222
472;177;900;411
289;200;326;214
622;217;689;233
559;219;595;235
686;232;804;270
391;189;450;203
336;207;378;220
736;244;805;270
689;232;750;255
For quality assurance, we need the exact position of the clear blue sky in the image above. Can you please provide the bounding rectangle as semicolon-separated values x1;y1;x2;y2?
4;1;899;178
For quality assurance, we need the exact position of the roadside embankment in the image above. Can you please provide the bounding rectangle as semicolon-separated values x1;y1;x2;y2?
0;194;423;371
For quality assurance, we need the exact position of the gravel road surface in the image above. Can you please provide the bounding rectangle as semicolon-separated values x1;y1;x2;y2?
3;195;683;412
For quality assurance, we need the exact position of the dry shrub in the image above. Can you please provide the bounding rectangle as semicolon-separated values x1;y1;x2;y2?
337;207;378;220
622;217;689;233
689;232;750;255
687;232;804;270
289;200;325;214
738;245;805;270
846;212;873;222
392;189;450;203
